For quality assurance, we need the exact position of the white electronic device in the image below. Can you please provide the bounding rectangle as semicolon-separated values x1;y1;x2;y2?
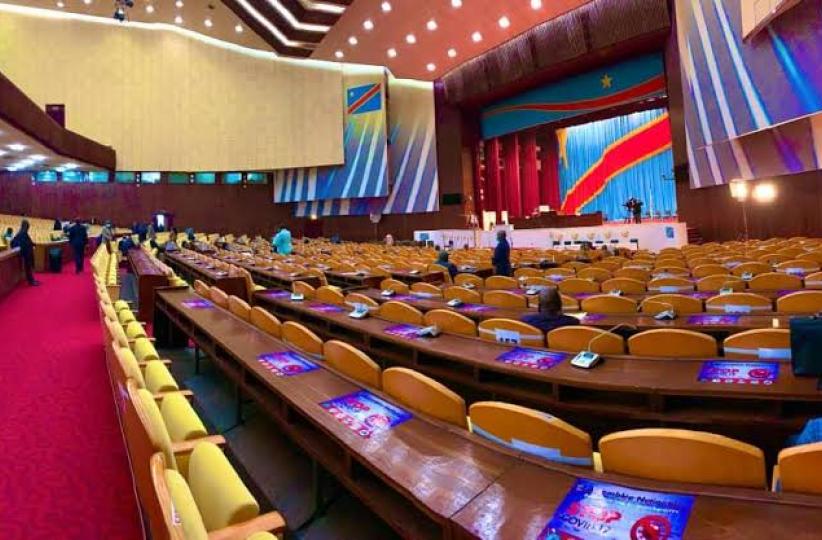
348;304;370;319
447;298;463;307
609;289;623;296
289;272;301;278
741;272;753;281
571;351;601;369
409;269;421;275
719;287;734;295
416;325;441;338
463;283;477;290
381;289;395;297
654;310;677;321
290;293;305;302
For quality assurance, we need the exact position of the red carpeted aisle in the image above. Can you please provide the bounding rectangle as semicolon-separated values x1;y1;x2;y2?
0;264;143;539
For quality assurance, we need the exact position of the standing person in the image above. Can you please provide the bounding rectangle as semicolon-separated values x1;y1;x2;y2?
53;218;62;231
3;227;13;243
384;233;394;246
521;288;579;332
492;230;512;276
11;219;39;286
100;221;114;253
272;224;293;255
633;199;643;224
435;250;458;279
67;218;88;273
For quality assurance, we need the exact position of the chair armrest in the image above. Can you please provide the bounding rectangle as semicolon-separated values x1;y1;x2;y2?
207;512;287;540
128;337;156;344
172;435;226;457
139;359;172;367
153;389;193;401
771;464;781;492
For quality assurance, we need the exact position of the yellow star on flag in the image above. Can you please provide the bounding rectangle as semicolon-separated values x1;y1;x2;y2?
601;74;613;89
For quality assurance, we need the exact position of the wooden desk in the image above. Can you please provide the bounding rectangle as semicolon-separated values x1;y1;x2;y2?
156;289;822;539
390;270;444;284
127;249;169;321
253;292;822;460
33;240;70;272
0;248;22;300
217;256;322;290
154;289;516;539
162;251;249;301
323;270;384;290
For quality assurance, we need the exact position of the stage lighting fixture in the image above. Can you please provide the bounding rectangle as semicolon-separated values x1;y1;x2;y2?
753;182;777;203
124;0;133;7
114;7;125;21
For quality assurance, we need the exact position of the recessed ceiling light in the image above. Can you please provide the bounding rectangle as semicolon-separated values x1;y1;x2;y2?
451;0;462;7
145;4;154;13
235;24;243;33
63;162;78;169
499;16;511;29
174;15;183;24
406;33;416;44
426;63;436;72
204;18;213;28
387;48;397;58
30;154;47;162
381;1;391;12
0;150;6;157
56;1;65;8
531;0;543;8
7;144;26;151
363;19;374;31
348;36;358;45
175;0;183;7
335;50;344;59
447;48;457;58
83;0;91;5
426;19;437;31
472;31;482;42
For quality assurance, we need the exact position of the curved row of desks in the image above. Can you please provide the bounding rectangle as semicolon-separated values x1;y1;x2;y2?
162;251;250;301
0;248;23;300
126;249;169;321
154;288;822;539
252;291;822;460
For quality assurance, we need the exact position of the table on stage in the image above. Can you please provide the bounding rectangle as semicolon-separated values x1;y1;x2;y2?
253;291;822;459
127;249;169;321
0;248;23;299
162;251;249;301
154;288;822;539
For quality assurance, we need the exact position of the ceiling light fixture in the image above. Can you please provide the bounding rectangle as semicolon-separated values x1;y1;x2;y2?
363;19;374;30
426;63;436;72
387;48;397;58
381;1;391;12
83;0;92;5
175;0;183;7
204;18;213;28
471;31;482;42
145;4;154;13
348;36;358;45
7;144;26;151
335;50;344;58
30;154;47;162
235;24;243;33
447;48;457;58
451;0;462;7
174;15;183;24
406;33;416;44
57;1;65;7
499;16;510;28
426;19;437;31
531;0;543;9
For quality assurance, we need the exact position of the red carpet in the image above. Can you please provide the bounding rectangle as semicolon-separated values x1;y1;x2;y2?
0;264;143;539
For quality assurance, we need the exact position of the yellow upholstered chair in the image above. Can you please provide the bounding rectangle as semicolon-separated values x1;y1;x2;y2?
775;443;822;495
691;264;731;279
428;263;453;285
344;292;380;308
209;287;229;309
152;444;286;539
544;267;576;278
547;326;624;354
454;273;483;288
193;280;210;297
382;367;467;428
323;340;381;388
378;301;425;325
748;272;802;291
380;278;410;294
514;267;542;279
315;285;346;305
696;275;745;292
599;428;766;488
483;290;527;309
577;267;612;283
411;282;443;297
628;329;718;358
613;267;651;282
249;307;281;338
119;308;137;325
292;280;316;300
424;309;477;337
777;291;822;314
561;294;580;311
647;277;694;293
469;402;594;467
485;275;519;290
601;277;646;294
125;320;149;339
705;292;773;313
804;271;822;289
228;296;251;322
639;294;703;315
134;337;161;363
580;295;637;314
731;261;772;277
558;278;600;295
776;259;820;274
281;322;323;358
723;329;791;360
478;318;544;347
443;286;482;303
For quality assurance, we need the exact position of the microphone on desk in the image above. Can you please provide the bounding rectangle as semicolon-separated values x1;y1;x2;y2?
642;300;677;320
719;281;737;296
571;323;637;369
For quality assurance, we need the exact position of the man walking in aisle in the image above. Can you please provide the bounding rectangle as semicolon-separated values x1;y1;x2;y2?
67;218;88;273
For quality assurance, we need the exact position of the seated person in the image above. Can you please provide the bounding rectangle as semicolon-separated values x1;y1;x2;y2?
164;232;180;252
118;235;136;256
436;250;458;279
3;227;13;243
521;288;579;333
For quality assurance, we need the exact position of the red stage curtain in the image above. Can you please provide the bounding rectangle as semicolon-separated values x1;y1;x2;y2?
484;138;502;222
502;134;523;219
521;132;540;217
540;129;561;210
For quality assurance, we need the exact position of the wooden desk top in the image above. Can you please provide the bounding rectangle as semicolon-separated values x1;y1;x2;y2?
164;251;238;283
127;249;166;277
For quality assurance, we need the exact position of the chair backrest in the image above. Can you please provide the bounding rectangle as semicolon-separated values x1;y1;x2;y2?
249;307;281;338
577;267;612;283
804;271;822;288
777;442;822;495
776;291;822;314
558;278;601;295
705;292;773;313
160;392;207;442
315;285;345;305
639;294;703;315
546;326;624;354
134;337;160;362
454;273;483;287
601;277;646;294
696;275;745;292
126;320;148;339
193;279;210;297
380;278;410;294
484;275;519;290
428;263;453;285
292;281;316;299
731;261;772;277
647;277;694;293
144;360;181;394
723;329;791;360
281;322;323;357
599;428;766;488
424;309;477;337
580;295;637;314
323;340;381;388
482;290;527;309
382;367;467;428
443;286;482;303
469;402;593;466
513;267;542;279
344;292;380;308
749;272;802;291
209;287;229;309
776;259;820;273
691;264;730;279
115;345;147;388
131;384;178;471
478;318;544;347
378;301;424;325
628;329;718;358
411;282;443;297
613;267;651;282
227;296;251;321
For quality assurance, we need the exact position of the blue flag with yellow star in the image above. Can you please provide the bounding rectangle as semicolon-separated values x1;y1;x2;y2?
347;83;382;115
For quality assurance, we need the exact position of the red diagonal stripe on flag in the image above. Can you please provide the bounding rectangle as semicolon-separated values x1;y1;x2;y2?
347;83;381;115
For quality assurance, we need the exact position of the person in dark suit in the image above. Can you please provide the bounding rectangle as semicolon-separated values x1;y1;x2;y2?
492;230;512;276
521;288;579;332
11;220;38;286
632;199;643;224
53;218;62;231
435;250;458;279
67;218;88;273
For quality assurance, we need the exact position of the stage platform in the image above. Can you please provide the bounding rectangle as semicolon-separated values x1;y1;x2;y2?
414;221;688;253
